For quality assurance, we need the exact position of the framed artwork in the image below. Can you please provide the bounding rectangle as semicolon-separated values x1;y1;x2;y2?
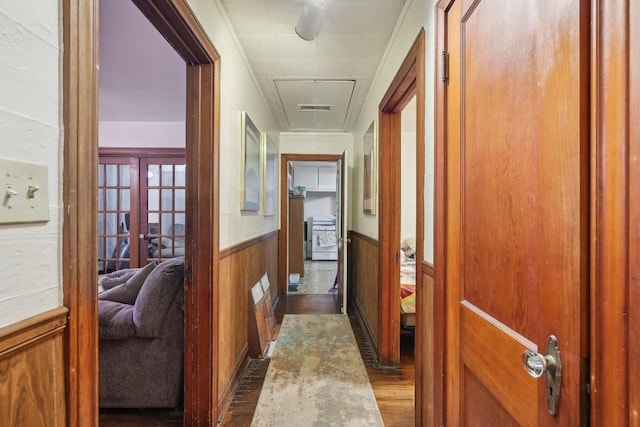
363;120;377;215
262;133;277;216
240;112;262;211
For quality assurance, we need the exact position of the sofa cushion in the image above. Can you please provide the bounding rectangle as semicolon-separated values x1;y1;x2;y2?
98;262;156;304
98;268;140;291
133;257;185;338
99;300;136;339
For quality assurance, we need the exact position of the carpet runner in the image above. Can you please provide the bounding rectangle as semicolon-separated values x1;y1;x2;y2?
251;314;384;426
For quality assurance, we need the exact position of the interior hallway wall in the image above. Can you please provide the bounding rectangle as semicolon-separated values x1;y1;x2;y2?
401;96;417;242
187;0;280;250
351;0;436;264
0;2;62;328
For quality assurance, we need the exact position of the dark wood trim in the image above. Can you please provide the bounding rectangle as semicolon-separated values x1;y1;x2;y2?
98;147;186;157
217;345;249;421
350;230;379;248
130;3;222;424
629;0;639;421
64;0;221;424
62;1;99;425
0;307;68;358
378;28;426;364
591;0;633;424
278;153;342;295
434;3;452;427
220;230;279;259
378;27;425;427
352;295;379;352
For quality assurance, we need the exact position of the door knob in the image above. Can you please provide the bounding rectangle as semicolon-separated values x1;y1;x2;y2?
521;335;562;416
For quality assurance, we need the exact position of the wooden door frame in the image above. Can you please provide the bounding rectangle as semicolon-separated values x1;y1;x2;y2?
435;0;637;425
590;0;637;424
278;153;342;295
63;1;221;425
377;28;425;422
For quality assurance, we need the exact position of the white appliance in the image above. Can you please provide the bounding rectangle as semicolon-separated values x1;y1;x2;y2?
311;215;338;260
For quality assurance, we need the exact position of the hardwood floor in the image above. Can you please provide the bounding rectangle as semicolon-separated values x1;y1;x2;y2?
100;294;416;426
219;294;415;426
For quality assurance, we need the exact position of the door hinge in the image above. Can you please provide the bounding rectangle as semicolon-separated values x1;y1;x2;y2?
441;50;449;83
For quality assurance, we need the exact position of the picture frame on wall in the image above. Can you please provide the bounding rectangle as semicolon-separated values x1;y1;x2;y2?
262;133;277;216
240;111;261;211
363;119;377;215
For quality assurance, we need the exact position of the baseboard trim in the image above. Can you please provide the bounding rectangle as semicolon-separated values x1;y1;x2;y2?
352;297;379;359
217;344;250;418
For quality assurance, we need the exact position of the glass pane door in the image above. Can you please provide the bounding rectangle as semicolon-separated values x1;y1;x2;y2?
98;158;136;273
141;158;186;265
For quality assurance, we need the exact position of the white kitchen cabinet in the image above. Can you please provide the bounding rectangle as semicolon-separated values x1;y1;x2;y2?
293;165;337;192
293;166;318;190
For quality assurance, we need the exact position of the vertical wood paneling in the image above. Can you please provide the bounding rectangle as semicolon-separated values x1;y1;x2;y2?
62;0;99;425
418;262;436;427
350;232;380;350
0;308;68;427
629;2;639;423
217;231;279;416
591;0;633;425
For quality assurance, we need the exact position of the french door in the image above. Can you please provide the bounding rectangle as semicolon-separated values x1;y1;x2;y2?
98;151;186;272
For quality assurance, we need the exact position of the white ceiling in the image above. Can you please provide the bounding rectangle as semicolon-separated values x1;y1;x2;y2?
220;0;407;132
98;0;407;131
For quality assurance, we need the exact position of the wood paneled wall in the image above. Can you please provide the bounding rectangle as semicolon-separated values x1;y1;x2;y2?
0;308;68;427
416;261;440;427
217;231;278;414
350;231;380;350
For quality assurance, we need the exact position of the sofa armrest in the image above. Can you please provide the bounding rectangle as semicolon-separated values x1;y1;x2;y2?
99;300;136;339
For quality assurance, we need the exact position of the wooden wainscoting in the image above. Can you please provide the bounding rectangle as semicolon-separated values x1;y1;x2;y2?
217;230;279;417
350;231;380;352
416;261;441;427
0;307;68;427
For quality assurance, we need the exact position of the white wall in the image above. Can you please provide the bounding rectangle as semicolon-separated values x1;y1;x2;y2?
280;132;353;229
99;121;185;148
187;0;280;250
280;132;353;157
401;97;417;242
0;3;62;327
351;0;436;262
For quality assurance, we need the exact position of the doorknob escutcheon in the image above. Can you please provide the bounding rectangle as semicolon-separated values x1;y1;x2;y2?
521;335;562;416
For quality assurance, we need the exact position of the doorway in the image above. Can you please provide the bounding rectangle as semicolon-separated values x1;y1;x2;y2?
63;0;220;424
287;160;339;295
279;154;342;298
377;28;425;425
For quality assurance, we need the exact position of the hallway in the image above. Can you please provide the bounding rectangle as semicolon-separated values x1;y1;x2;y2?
220;294;415;426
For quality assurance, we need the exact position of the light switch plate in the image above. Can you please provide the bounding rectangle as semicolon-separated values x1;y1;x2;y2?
0;158;49;224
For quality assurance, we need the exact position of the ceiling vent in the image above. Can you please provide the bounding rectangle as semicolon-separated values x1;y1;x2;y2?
298;104;332;112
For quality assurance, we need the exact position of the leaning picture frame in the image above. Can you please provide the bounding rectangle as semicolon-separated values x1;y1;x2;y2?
240;111;262;211
261;133;277;216
363;119;377;215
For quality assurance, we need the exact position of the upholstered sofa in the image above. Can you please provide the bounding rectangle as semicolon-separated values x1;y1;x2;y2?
98;257;185;408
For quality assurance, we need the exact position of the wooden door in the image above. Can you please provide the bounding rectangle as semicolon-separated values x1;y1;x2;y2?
441;0;589;425
337;151;348;313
